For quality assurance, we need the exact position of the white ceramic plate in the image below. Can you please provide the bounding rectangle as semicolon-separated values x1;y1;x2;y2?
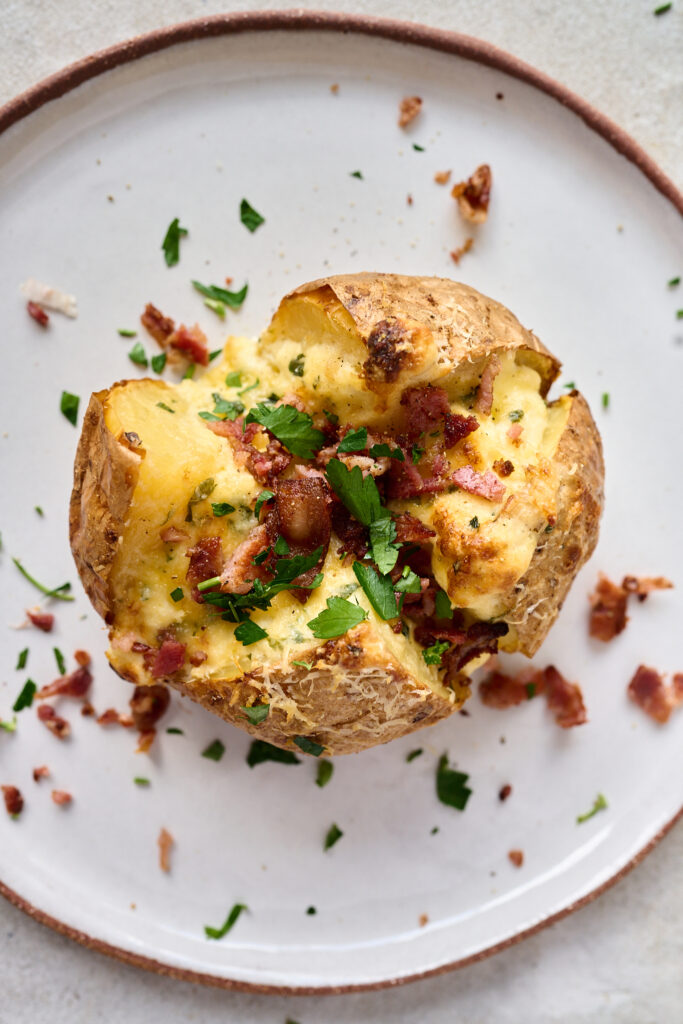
0;14;681;994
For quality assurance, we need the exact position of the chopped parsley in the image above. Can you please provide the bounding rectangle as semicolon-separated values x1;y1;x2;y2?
13;679;37;712
201;739;225;761
241;703;270;725
668;276;681;286
563;381;575;389
186;477;216;522
225;371;242;387
316;759;334;787
411;445;424;464
526;682;536;700
204;298;225;318
602;392;610;409
128;341;148;367
156;402;175;413
349;170;363;179
430;826;439;835
204;903;248;940
198;393;245;422
323;409;339;426
211;502;235;517
117;328;137;338
307;596;367;639
162;217;188;266
245;403;324;459
324;823;343;851
134;777;150;787
254;490;275;519
251;547;271;566
12;558;74;601
53;647;66;675
16;649;29;670
412;143;425;151
182;363;196;380
577;793;608;824
337;427;368;453
208;348;223;362
677;309;683;319
469;516;480;529
368;442;405;461
325;459;383;526
368;516;400;575
240;198;265;232
293;735;325;757
151;352;167;374
203;547;323;619
34;506;44;517
288;353;305;377
274;535;290;556
436;754;472;811
654;2;672;13
247;739;300;767
406;748;423;763
0;718;18;733
238;378;260;396
394;565;422;596
170;587;184;603
166;727;184;735
292;660;314;670
352;562;398;620
422;641;449;666
508;409;524;422
234;619;268;646
434;590;453;620
60;391;80;426
306;906;317;915
192;280;248;308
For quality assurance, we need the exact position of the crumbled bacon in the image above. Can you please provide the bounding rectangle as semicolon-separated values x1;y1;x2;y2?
480;670;536;709
621;576;673;602
2;785;23;816
74;649;91;667
220;523;271;594
499;783;512;802
493;458;514;477
393;512;436;545
475;355;501;415
189;650;208;666
33;765;50;782
452;164;492;223
508;849;524;868
450;238;473;264
38;665;92;699
398;95;422;127
37;704;70;739
446;621;510;673
434;170;451;184
129;685;170;732
331;501;368;561
141;303;175;343
186;536;223;601
588;574;629;642
628;665;682;724
443;413;479;449
507;423;523;442
413;621;467;648
51;790;72;807
167;324;209;366
208;417;291;485
27;300;49;327
136;729;156;754
406;194;413;206
271;479;331;601
542;665;587;729
160;524;189;544
26;609;54;633
158;827;174;872
81;702;95;717
418;913;429;927
97;708;134;727
151;640;186;679
400;385;451;441
453;466;506;502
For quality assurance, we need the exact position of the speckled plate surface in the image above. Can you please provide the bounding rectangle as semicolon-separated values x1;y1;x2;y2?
0;13;681;994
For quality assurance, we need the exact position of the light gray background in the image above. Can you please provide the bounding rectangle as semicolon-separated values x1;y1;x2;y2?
1;3;681;1022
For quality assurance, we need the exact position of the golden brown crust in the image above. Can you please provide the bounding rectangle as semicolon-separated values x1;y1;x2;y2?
504;392;604;655
69;390;142;624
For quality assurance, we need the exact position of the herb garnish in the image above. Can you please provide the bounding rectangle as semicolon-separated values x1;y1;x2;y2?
151;352;167;374
247;739;300;767
185;478;216;522
162;217;188;266
204;903;248;940
668;276;681;286
368;443;405;461
654;2;672;13
234;620;268;646
245;403;324;459
350;170;363;179
316;759;334;787
238;378;260;396
198;393;245;422
324;823;343;851
677;309;683;319
576;793;608;824
166;727;184;735
352;562;398;620
240;198;265;232
0;718;17;733
254;490;275;519
60;391;80;426
170;587;184;603
156;402;175;413
307;596;367;639
563;381;575;389
13;558;74;601
602;392;610;409
434;590;453;620
436;754;472;811
203;547;323;619
35;506;44;517
242;703;270;725
368;517;400;575
118;328;137;338
274;535;290;556
323;409;339;425
406;748;423;763
201;739;225;762
16;649;29;671
412;143;425;151
422;641;449;666
508;409;524;422
13;679;37;712
182;363;196;380
288;354;305;377
411;445;424;464
53;648;66;675
192;281;248;309
211;502;235;517
469;516;480;529
294;735;325;757
208;348;223;362
134;777;150;787
225;371;242;387
525;682;536;700
128;341;148;367
325;459;382;526
204;299;225;318
337;427;368;453
306;906;317;915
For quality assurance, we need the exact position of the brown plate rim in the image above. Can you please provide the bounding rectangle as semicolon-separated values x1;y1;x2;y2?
0;7;681;997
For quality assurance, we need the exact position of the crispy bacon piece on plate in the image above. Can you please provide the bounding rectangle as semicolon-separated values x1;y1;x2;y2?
271;479;331;601
33;765;50;782
588;574;629;641
38;666;92;699
541;665;587;728
26;609;54;633
158;827;174;872
129;685;170;732
51;790;72;807
2;785;23;816
621;576;673;602
398;95;422;127
167;324;209;366
628;665;683;724
141;302;175;344
36;704;70;739
27;301;49;327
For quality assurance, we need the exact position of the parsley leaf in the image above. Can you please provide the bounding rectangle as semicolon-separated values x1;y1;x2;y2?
436;754;472;811
245;403;324;459
316;759;334;787
526;682;536;700
156;402;175;413
412;143;425;151
240;198;265;232
292;660;314;670
577;793;608;824
234;619;268;646
186;477;216;522
203;547;323;618
128;341;148;367
242;703;270;725
211;502;235;517
118;328;137;338
469;516;480;529
151;352;167;374
394;566;421;595
247;739;300;767
293;735;325;757
668;275;681;287
288;353;305;377
166;727;184;735
368;516;400;575
406;748;423;762
225;371;242;387
134;777;150;787
13;679;36;712
368;443;405;461
422;641;449;666
434;591;453;620
325;459;383;526
162;217;188;266
337;427;368;453
274;535;290;556
352;562;398;620
204;903;248;940
198;393;244;422
170;587;184;603
192;280;248;308
602;392;610;410
411;445;424;464
350;170;363;179
182;363;196;380
60;391;80;426
201;739;225;762
53;647;66;675
16;649;29;671
324;823;343;851
254;490;275;519
307;596;367;639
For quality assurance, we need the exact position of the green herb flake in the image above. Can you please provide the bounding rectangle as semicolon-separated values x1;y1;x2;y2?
242;703;270;725
337;427;368;453
60;391;80;426
350;170;364;179
211;502;235;517
411;445;424;464
412;143;425;151
368;516;400;575
526;682;536;700
118;328;137;338
677;309;683;320
128;341;148;367
508;409;524;422
247;739;300;767
34;506;44;517
240;198;265;232
469;516;480;529
430;826;439;835
225;371;242;387
13;679;37;712
185;477;216;522
288;353;305;377
306;906;317;915
170;587;184;603
577;793;608;824
324;823;343;851
201;739;225;762
434;590;453;620
294;735;326;757
0;717;17;733
602;392;610;410
192;281;248;309
204;902;248;940
274;535;290;556
436;753;472;811
307;596;367;639
315;759;334;787
323;409;339;426
208;348;223;362
368;443;405;461
325;459;383;526
12;558;74;601
234;619;268;646
352;561;398;620
198;393;245;422
422;641;450;666
238;377;260;396
162;217;188;266
245;403;324;459
292;660;314;671
16;648;29;671
202;547;323;617
151;352;167;374
668;276;681;287
394;565;422;596
406;748;423;763
53;647;66;675
182;363;196;380
654;2;672;13
254;490;275;519
134;777;150;787
166;727;184;735
156;402;175;414
204;298;225;318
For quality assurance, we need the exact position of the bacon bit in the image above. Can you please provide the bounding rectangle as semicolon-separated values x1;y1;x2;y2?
493;458;514;477
450;238;474;264
393;512;436;545
186;536;223;601
330;83;339;94
189;650;208;667
136;729;156;754
158;827;174;872
499;783;512;802
220;523;271;594
507;423;523;442
209;417;291;485
628;665;683;724
74;649;91;667
96;708;134;727
453;466;506;502
160;524;189;544
434;170;451;185
2;785;23;816
443;413;479;449
51;790;72;807
33;765;50;782
480;670;535;709
475;355;502;416
27;300;49;327
130;685;170;732
401;385;451;440
621;576;674;602
508;849;524;868
81;701;95;717
398;95;422;128
451;164;492;223
224;276;233;285
26;609;54;633
331;502;368;561
446;621;509;674
406;194;413;206
151;639;186;679
386;454;451;499
418;913;429;927
542;665;587;728
36;704;70;739
20;278;77;317
167;323;209;366
588;574;629;642
38;665;92;699
141;302;175;343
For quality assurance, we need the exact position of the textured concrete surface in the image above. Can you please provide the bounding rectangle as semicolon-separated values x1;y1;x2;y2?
1;3;681;1022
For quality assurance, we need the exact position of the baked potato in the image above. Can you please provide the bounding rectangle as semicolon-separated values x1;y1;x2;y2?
69;274;604;755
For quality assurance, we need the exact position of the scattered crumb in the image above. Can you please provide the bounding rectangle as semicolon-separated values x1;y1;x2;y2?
508;849;524;868
2;785;23;817
20;279;78;318
418;913;429;927
452;164;492;223
74;649;91;667
51;790;73;807
158;827;174;873
406;194;413;206
81;702;95;717
450;238;474;264
459;708;470;717
496;92;504;100
330;83;339;94
130;902;137;910
434;170;451;185
107;195;114;203
398;95;422;128
224;276;233;285
499;783;512;802
32;765;50;783
617;224;624;232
